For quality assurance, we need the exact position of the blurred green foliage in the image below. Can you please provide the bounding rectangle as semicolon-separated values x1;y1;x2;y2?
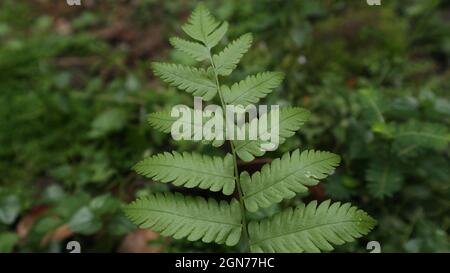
0;0;448;252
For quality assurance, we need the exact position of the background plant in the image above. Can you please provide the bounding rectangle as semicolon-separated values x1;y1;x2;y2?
0;0;448;253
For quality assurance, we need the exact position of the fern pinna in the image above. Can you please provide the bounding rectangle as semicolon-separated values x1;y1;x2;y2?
124;4;376;253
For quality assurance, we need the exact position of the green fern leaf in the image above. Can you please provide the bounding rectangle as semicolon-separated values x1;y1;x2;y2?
170;37;210;61
234;107;310;162
359;88;386;124
134;152;235;195
147;109;225;147
206;22;229;49
152;63;217;101
181;4;228;49
124;192;242;246
213;33;252;76
366;160;403;199
248;200;376;252
181;4;219;42
241;149;341;212
126;4;376;251
393;121;449;153
147;109;179;134
223;72;284;106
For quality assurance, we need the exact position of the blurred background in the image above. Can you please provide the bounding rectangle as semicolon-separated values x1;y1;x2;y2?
0;0;449;253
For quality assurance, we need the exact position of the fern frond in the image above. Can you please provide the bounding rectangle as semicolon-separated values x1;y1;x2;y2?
134;152;235;195
170;37;210;61
126;4;376;252
393;121;449;152
234;107;310;162
147;109;225;147
181;4;219;43
152;63;217;101
366;160;403;199
248;200;376;252
206;22;228;48
359;88;386;124
213;33;252;76
181;4;228;49
124;192;242;246
241;149;341;212
147;109;179;134
223;72;284;106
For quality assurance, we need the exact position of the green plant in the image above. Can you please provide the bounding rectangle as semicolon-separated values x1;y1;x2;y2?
356;88;450;199
0;0;151;252
124;4;376;253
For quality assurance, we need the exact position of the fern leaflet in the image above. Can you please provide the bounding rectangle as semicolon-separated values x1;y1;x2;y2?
147;109;225;147
151;63;217;101
393;120;449;152
125;192;242;246
170;37;210;61
248;200;376;252
213;33;253;76
134;152;235;195
241;149;341;212
233;107;310;162
181;4;228;49
223;72;284;106
366;160;403;199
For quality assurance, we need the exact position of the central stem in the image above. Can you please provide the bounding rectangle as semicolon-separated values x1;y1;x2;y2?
208;53;250;252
